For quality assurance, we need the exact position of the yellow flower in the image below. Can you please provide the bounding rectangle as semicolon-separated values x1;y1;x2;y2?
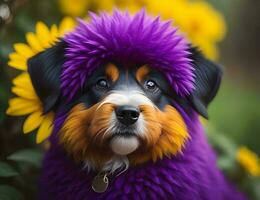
179;2;226;42
6;17;76;143
146;0;226;60
178;1;226;60
236;146;260;177
58;0;89;17
90;0;226;60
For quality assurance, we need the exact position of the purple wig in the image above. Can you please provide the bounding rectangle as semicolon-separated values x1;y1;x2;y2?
62;9;194;100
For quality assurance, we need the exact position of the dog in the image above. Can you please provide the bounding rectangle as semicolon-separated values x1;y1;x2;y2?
26;10;246;200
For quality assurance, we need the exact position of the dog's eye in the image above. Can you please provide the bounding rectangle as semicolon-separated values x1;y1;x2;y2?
144;80;158;92
96;79;109;90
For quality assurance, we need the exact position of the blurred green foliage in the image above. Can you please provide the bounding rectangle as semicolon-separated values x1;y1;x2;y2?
209;79;260;155
0;149;43;199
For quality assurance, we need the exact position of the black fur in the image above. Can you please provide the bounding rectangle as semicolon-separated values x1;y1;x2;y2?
27;42;222;119
27;40;66;113
188;47;223;119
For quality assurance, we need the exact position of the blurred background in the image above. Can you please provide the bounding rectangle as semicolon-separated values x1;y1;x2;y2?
0;0;259;199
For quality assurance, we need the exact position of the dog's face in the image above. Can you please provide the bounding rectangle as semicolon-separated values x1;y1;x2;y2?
27;12;222;170
56;62;190;168
27;41;222;171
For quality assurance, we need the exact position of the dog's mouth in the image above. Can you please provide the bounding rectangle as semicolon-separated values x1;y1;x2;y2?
106;124;140;155
112;129;137;137
110;135;139;156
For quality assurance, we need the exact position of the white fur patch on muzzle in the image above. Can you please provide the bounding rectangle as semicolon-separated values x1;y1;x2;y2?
110;136;139;155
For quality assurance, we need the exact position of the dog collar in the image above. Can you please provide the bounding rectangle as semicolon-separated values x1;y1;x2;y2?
92;171;109;193
92;167;128;193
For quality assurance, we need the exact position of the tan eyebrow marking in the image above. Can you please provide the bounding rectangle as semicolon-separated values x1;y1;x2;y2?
136;65;150;82
105;63;119;82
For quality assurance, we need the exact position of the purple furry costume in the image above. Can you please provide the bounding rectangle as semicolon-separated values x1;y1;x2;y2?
39;10;246;200
41;109;245;200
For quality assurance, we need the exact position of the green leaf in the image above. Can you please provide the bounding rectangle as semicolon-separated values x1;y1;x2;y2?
217;156;234;171
0;161;19;177
0;185;23;200
205;124;237;157
7;149;43;168
254;180;260;200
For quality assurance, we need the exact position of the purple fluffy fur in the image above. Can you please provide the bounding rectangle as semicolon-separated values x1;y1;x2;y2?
62;9;194;100
38;10;247;199
40;106;246;200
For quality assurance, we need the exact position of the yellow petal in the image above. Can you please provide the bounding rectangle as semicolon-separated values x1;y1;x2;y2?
12;86;38;100
12;73;36;94
50;24;59;44
36;22;51;48
59;0;89;17
26;32;44;53
14;43;34;58
12;73;31;87
9;52;27;62
8;59;27;71
6;98;41;116
59;17;76;36
36;112;54;143
23;111;44;134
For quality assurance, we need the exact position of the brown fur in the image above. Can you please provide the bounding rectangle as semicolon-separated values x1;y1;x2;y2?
59;103;115;168
136;65;150;83
59;102;189;170
105;63;119;82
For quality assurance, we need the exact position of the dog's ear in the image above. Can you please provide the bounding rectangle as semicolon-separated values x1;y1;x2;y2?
27;40;66;113
188;47;223;119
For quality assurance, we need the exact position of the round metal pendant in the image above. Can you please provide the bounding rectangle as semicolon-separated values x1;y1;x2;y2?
92;173;109;193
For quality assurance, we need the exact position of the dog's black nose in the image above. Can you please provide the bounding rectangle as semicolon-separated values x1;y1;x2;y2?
115;105;140;126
